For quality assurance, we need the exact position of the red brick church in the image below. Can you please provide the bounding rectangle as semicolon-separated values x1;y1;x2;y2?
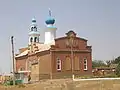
15;10;92;80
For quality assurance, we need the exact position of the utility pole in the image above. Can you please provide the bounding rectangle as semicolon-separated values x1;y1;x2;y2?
70;41;74;80
11;36;15;85
69;36;74;80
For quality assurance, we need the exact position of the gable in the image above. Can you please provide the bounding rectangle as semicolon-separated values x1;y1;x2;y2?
55;31;88;50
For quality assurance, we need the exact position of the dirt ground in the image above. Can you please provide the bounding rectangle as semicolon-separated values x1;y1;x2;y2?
1;79;120;90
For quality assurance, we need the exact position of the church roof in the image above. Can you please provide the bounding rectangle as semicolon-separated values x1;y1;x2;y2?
15;43;51;58
16;49;28;57
36;43;51;52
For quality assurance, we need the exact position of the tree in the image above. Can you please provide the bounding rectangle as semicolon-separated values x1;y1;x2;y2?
113;56;120;64
106;60;113;67
106;60;111;67
115;62;120;76
92;60;106;69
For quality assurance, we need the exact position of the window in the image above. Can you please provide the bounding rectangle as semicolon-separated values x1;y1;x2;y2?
34;26;37;31
83;58;87;70
57;58;61;71
30;37;33;42
65;56;71;70
34;37;37;42
31;27;34;31
31;26;37;31
74;56;80;70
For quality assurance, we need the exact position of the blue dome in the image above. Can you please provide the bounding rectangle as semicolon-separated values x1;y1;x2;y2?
45;17;55;25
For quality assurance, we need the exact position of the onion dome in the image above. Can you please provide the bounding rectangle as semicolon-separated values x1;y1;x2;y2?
45;9;55;25
45;16;55;25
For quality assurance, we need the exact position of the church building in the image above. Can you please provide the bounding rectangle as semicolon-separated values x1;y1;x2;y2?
15;10;92;80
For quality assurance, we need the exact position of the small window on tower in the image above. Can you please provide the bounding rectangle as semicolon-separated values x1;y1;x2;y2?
31;27;34;31
34;27;37;31
34;37;37;42
30;37;33;42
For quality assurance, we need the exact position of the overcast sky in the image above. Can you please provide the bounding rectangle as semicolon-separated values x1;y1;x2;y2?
0;0;120;73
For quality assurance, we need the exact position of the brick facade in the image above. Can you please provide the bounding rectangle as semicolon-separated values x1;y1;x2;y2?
15;31;92;80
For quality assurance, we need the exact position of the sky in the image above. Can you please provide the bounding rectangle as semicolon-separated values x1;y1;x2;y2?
0;0;120;73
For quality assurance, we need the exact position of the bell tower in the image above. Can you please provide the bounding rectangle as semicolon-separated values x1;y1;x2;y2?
29;18;40;45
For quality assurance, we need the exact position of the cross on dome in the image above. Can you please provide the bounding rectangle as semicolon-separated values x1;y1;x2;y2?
49;8;52;17
45;8;55;25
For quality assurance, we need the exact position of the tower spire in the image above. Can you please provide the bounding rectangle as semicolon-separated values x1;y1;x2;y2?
49;8;51;16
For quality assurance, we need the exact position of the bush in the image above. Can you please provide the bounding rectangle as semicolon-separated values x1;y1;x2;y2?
115;62;120;76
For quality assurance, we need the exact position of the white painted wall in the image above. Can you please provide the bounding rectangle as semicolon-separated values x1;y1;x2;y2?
44;27;57;45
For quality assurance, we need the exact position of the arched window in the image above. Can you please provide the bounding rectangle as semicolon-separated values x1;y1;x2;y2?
31;27;34;31
34;26;37;31
30;37;33;42
65;56;71;70
83;58;87;70
34;37;37;42
57;58;61;71
74;56;80;70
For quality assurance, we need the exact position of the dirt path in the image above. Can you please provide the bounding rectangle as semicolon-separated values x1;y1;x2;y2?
0;79;120;90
